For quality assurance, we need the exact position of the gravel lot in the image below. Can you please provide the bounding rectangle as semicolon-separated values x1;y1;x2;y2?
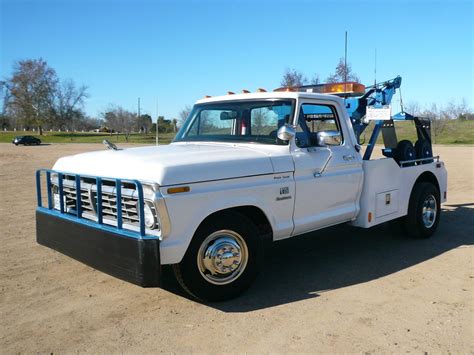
0;143;472;353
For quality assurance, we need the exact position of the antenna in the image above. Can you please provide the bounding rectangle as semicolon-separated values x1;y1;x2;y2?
374;48;377;86
344;31;348;98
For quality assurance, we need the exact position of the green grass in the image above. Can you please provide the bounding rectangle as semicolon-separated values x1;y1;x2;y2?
359;119;473;145
0;131;176;144
1;120;472;145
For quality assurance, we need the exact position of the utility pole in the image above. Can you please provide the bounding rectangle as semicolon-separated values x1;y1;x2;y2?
0;81;7;115
156;99;159;146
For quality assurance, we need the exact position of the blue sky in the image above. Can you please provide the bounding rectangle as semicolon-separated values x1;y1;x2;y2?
1;0;473;120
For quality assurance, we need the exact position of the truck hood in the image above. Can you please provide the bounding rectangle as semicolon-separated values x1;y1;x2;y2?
53;142;281;186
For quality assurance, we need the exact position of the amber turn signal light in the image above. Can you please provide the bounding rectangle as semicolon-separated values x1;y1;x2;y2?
167;186;191;194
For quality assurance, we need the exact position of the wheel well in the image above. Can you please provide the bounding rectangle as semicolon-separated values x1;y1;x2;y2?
200;206;273;240
414;171;440;193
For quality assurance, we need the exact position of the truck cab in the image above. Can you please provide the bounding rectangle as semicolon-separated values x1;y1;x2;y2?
36;80;447;302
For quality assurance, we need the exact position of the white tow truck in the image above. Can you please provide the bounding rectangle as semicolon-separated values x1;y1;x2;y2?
36;77;447;301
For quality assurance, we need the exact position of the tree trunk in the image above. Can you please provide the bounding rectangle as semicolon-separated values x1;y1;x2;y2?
38;125;43;135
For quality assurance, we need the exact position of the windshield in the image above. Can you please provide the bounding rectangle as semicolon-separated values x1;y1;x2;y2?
174;99;295;145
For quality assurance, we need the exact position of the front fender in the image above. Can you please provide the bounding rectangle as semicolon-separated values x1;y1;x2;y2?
159;173;295;264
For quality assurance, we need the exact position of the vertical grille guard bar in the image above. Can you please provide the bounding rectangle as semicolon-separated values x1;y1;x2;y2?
136;182;145;236
36;170;42;208
96;177;103;224
58;172;64;213
116;179;123;230
75;175;82;218
46;171;52;209
36;169;149;239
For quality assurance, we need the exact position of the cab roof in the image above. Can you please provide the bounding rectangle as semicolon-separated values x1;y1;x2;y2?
195;91;344;105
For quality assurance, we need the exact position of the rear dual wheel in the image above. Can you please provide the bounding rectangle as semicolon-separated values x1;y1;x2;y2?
401;182;440;238
173;211;262;302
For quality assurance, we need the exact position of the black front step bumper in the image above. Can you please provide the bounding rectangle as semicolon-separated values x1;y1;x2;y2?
36;209;161;287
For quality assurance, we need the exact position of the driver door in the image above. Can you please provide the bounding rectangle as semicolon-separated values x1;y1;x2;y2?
291;100;363;235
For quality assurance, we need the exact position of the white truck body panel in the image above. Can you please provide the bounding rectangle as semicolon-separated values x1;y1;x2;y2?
352;158;447;228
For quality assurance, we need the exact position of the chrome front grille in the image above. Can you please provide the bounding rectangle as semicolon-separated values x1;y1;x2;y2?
37;169;168;239
58;177;147;227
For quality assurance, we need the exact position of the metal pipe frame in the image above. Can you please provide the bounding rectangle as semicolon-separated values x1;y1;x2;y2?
399;155;440;167
36;169;149;238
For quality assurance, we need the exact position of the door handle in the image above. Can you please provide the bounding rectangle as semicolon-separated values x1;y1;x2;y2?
343;155;355;161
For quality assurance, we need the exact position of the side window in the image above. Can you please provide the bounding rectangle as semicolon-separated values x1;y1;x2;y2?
296;104;343;147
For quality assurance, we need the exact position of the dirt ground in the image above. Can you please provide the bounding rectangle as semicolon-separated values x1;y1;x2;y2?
0;143;472;353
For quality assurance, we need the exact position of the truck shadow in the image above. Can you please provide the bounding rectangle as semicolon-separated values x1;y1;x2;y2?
161;203;473;312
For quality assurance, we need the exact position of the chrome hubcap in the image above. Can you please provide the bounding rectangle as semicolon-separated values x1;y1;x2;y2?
422;194;437;228
197;230;248;285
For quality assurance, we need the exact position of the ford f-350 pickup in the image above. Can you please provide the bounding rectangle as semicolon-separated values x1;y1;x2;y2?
36;77;447;301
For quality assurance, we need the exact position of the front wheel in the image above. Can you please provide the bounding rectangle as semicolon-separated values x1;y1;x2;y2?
173;211;262;302
401;182;440;238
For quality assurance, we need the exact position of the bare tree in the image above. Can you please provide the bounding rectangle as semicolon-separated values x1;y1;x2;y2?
5;59;89;133
53;79;88;129
443;99;469;120
326;58;360;83
178;105;192;127
421;103;447;144
280;68;307;88
404;101;422;116
103;106;137;142
6;59;58;134
310;74;321;85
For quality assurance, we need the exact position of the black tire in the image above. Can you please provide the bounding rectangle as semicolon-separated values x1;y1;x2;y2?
400;182;440;238
414;139;433;164
395;140;416;166
173;211;262;302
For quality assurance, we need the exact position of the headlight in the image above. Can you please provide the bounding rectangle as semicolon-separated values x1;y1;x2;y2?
142;183;168;237
144;202;160;230
52;184;66;210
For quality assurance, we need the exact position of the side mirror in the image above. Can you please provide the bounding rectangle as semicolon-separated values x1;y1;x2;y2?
277;124;296;141
316;130;342;146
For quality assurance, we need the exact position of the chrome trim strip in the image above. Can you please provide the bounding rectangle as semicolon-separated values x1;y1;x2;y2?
162;171;294;188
